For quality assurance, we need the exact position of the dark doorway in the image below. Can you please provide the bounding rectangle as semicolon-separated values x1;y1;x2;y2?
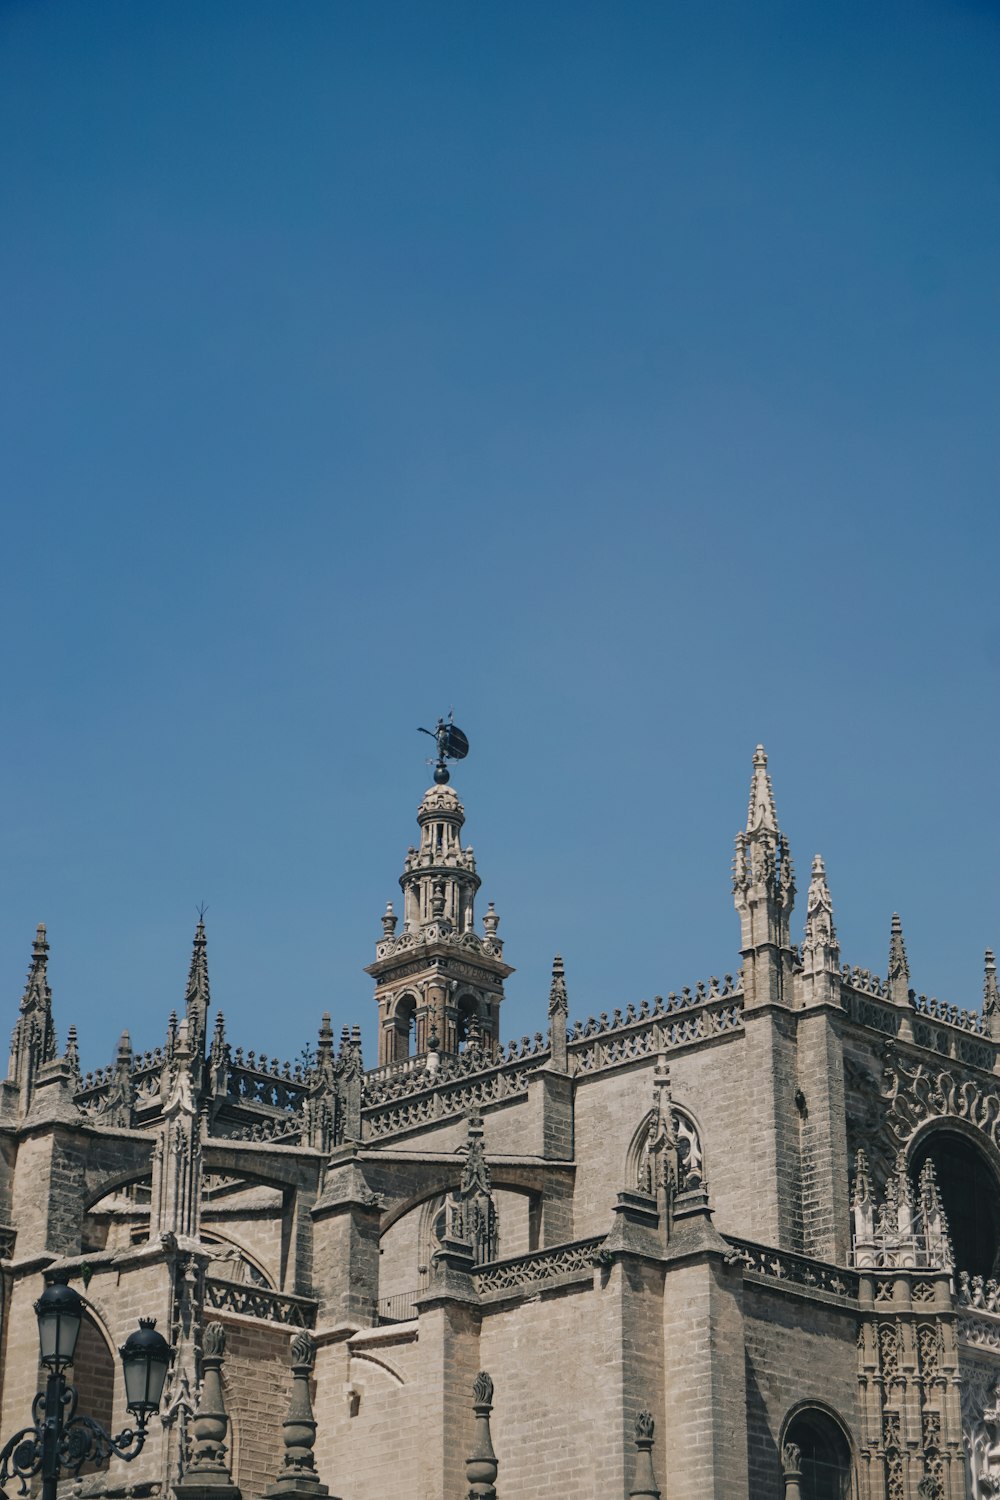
911;1130;1000;1279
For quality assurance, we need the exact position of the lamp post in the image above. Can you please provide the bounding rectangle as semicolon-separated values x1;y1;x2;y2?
0;1277;171;1500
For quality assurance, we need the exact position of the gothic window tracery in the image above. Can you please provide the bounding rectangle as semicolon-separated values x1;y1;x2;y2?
630;1102;705;1198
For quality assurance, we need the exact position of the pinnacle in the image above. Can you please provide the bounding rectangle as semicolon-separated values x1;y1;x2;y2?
745;743;780;835
811;854;825;877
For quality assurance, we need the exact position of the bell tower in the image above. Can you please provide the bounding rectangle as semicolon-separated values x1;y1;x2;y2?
366;724;513;1066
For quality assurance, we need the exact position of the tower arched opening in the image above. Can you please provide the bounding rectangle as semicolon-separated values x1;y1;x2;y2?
910;1128;1000;1279
390;994;418;1062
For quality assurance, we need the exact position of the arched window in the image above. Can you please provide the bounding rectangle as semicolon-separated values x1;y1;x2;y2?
392;995;417;1061
456;995;482;1048
911;1129;1000;1279
782;1408;853;1500
69;1314;115;1473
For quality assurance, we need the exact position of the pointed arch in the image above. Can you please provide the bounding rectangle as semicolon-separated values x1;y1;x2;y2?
626;1101;706;1194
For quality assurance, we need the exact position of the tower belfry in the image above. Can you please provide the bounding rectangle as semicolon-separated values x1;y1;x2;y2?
367;725;513;1066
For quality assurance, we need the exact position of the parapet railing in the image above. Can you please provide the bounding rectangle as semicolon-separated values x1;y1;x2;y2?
840;973;995;1071
204;1276;317;1328
724;1236;859;1302
374;1290;420;1325
474;1237;606;1298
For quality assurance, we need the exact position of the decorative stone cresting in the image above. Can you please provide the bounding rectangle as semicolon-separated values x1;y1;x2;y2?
629;1410;660;1500
466;1371;498;1500
265;1331;338;1500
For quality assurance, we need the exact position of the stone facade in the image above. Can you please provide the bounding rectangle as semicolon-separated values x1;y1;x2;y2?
0;749;998;1498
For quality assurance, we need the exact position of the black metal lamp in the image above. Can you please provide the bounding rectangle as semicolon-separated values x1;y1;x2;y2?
120;1318;171;1421
1;1280;173;1500
34;1279;83;1372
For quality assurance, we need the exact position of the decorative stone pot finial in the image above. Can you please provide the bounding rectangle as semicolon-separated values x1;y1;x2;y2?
466;1371;498;1499
782;1441;803;1500
265;1331;339;1500
173;1321;242;1500
629;1410;660;1499
189;1322;233;1477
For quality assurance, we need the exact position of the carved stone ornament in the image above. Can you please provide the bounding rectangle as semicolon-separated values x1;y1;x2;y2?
629;1408;660;1500
466;1371;498;1500
881;1047;1000;1156
781;1442;801;1477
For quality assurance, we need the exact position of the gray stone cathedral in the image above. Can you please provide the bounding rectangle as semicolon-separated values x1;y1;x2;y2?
0;745;998;1500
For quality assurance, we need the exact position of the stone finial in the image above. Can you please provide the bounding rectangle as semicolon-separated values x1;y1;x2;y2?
985;951;1000;1039
264;1331;336;1499
466;1372;498;1499
629;1409;661;1499
185;1322;238;1483
482;902;499;940
548;955;568;1018
454;1109;499;1264
888;913;911;1006
733;746;795;962
64;1024;81;1084
801;855;839;975
185;917;211;1047
547;954;569;1072
9;921;57;1107
918;1157;954;1270
746;745;779;835
381;901;397;939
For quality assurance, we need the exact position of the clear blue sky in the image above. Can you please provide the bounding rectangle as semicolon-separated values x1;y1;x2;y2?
2;0;998;1071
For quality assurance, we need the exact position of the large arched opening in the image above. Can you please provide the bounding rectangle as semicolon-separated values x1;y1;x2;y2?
911;1127;1000;1279
782;1406;854;1500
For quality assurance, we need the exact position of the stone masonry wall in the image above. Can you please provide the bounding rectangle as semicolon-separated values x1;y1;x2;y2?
313;1329;425;1500
742;1285;860;1500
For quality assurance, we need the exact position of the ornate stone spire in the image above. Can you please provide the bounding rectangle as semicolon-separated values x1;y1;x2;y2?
151;1019;202;1238
184;916;211;1064
547;954;568;1071
105;1029;134;1128
850;1147;875;1256
917;1157;953;1269
801;856;838;970
8;923;57;1113
548;955;568;1017
443;1108;499;1265
732;746;796;1007
746;743;779;835
367;781;513;1064
888;912;910;1007
985;950;1000;1039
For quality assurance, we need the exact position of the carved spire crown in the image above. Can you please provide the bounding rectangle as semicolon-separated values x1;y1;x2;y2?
888;912;910;1006
732;746;796;1002
8;921;57;1109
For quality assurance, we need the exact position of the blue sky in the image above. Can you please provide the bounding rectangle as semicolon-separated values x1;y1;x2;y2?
1;0;998;1070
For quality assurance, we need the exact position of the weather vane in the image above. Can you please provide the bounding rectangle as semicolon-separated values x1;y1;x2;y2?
418;711;469;784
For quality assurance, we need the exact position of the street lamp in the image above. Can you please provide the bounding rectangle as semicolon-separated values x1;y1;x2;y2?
0;1276;172;1500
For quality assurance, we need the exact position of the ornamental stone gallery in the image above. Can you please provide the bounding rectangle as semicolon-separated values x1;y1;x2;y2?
1;743;998;1500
